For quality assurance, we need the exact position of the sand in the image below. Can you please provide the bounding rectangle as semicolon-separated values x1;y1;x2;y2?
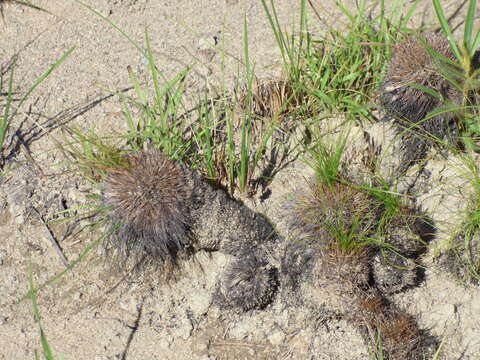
1;1;479;359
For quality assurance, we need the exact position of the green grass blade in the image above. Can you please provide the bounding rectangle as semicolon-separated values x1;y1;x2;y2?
472;30;480;54
28;262;55;360
432;0;462;61
335;0;354;23
145;31;164;113
0;63;14;152
243;14;251;79
1;48;72;166
28;263;41;322
260;0;286;63
11;47;74;120
239;14;253;192
127;65;147;105
39;328;55;360
464;0;477;55
402;0;421;27
408;82;443;100
226;109;236;192
18;235;104;303
72;0;144;54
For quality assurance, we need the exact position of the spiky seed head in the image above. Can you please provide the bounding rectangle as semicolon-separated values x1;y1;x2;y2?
102;149;193;264
381;32;461;136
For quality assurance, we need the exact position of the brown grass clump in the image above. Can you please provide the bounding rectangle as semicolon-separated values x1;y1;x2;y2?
102;149;193;266
357;291;387;316
238;78;296;120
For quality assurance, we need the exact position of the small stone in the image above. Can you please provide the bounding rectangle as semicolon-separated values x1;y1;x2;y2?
229;318;251;339
268;330;285;346
197;33;219;63
177;315;193;340
190;291;211;316
197;35;217;51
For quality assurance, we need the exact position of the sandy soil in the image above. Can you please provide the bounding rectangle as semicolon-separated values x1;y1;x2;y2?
1;1;480;359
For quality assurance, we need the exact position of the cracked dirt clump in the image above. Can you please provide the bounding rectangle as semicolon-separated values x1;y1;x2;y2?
188;180;281;311
189;183;276;256
380;32;461;172
102;149;194;265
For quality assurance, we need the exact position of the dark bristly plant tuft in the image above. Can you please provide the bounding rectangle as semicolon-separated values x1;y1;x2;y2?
379;0;480;170
101;149;194;268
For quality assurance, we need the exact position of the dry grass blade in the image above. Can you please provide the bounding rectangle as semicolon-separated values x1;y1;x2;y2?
238;78;296;120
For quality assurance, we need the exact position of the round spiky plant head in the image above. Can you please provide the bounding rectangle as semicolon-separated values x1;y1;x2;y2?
216;254;279;312
374;311;426;360
381;32;461;136
372;252;419;295
102;149;193;266
285;180;379;250
441;229;480;285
